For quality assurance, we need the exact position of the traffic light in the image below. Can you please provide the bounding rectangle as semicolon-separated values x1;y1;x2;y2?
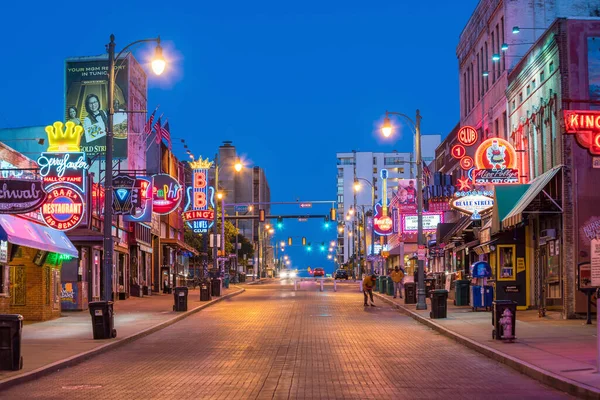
330;208;336;221
277;217;283;229
288;237;292;246
320;242;325;252
307;243;312;252
259;209;265;222
302;237;306;246
324;216;330;229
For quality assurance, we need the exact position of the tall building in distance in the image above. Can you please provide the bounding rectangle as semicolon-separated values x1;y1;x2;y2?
213;141;271;271
335;137;440;266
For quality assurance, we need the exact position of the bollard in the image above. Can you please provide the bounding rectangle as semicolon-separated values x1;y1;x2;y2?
320;279;324;292
294;279;297;291
334;280;337;292
359;280;363;292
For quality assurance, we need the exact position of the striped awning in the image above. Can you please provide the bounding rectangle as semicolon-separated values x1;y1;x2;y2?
502;165;563;229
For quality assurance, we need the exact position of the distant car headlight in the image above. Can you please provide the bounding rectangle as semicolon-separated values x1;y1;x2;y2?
281;272;288;278
290;271;297;278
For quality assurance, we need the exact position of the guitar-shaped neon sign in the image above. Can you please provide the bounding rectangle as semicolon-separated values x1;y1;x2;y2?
373;168;393;235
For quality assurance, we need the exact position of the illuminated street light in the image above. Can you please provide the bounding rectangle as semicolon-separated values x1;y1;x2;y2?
327;254;332;260
353;181;361;192
234;158;243;172
269;228;274;234
216;192;223;200
382;115;392;137
330;240;336;247
280;241;286;247
151;43;166;75
265;224;271;230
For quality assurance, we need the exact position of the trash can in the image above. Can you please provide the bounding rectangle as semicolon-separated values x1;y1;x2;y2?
375;276;380;292
484;285;494;309
454;280;470;306
387;277;394;296
88;301;117;340
379;276;387;294
239;273;246;283
173;286;188;312
404;282;417;304
211;278;222;297
424;277;436;297
430;289;448;319
0;314;23;371
223;275;230;289
200;279;212;301
492;300;517;340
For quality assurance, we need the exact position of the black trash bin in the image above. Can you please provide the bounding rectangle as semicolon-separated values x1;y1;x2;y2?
404;282;417;304
0;314;24;370
430;289;448;319
211;278;222;297
454;280;470;306
492;300;517;340
88;301;117;340
173;286;188;312
200;279;212;301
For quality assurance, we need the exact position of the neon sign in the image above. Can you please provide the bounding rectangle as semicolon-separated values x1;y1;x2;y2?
184;158;215;233
37;121;89;192
457;126;478;147
152;174;183;215
450;190;494;217
373;200;394;236
112;175;139;215
0;179;47;214
564;110;600;155
124;176;153;222
473;138;519;184
40;184;85;231
402;212;443;232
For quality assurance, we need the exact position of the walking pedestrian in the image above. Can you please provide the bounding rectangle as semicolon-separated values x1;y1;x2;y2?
391;266;405;299
363;273;376;307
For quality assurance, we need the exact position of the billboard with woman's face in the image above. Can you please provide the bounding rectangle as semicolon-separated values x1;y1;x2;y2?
65;58;129;158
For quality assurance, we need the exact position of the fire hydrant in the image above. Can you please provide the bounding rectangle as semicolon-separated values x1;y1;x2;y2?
499;308;513;339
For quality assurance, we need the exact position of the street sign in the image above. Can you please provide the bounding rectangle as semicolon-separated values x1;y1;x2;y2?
234;205;249;213
591;238;600;287
299;203;312;208
298;218;308;222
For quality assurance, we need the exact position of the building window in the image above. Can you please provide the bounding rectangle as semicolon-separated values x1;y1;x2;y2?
372;167;377;173
519;93;523;103
384;157;403;165
491;32;496;82
337;186;344;194
494;118;499;137
337;194;343;203
373;157;377;165
0;264;7;295
502;111;507;138
540;70;545;81
549;61;554;73
532;79;536;89
512;100;516;111
526;85;531;96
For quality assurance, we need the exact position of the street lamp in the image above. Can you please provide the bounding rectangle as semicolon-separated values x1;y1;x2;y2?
354;177;375;274
103;34;165;302
381;110;426;310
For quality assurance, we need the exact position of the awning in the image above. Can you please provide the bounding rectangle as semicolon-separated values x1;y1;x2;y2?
492;184;530;233
473;239;498;255
161;238;199;256
502;165;563;230
0;214;78;258
441;216;472;245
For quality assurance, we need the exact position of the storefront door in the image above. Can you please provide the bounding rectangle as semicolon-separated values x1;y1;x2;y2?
543;240;562;309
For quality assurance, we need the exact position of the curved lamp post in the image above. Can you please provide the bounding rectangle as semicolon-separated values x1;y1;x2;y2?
381;110;427;310
103;34;165;302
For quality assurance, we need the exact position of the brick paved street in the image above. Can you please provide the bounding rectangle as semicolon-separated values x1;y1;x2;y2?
1;282;571;399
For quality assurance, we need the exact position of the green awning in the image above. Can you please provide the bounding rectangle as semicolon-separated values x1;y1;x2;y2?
492;184;530;233
502;165;563;229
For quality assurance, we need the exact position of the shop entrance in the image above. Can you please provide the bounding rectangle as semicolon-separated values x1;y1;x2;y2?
541;241;562;310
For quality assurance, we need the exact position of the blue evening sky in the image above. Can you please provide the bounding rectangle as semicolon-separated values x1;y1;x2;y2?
0;0;478;273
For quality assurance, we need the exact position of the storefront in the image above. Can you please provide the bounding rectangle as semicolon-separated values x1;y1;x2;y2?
0;214;79;321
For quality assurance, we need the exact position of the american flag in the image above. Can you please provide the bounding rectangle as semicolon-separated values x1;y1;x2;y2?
153;116;163;144
422;161;432;182
161;120;172;149
143;107;158;135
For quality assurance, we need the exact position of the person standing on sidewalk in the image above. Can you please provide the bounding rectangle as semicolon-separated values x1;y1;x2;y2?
363;273;376;307
391;266;404;299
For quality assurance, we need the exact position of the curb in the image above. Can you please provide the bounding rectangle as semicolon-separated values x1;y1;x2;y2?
373;292;600;400
0;288;245;392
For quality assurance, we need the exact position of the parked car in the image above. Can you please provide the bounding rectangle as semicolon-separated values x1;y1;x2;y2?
313;267;325;277
280;269;297;279
334;269;349;280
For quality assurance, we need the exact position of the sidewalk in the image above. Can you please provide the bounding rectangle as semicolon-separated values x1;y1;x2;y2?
373;291;600;399
0;286;244;389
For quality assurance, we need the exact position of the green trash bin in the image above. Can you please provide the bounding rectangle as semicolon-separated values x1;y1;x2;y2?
223;275;230;289
454;280;470;306
387;277;394;296
379;276;387;294
375;276;380;292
